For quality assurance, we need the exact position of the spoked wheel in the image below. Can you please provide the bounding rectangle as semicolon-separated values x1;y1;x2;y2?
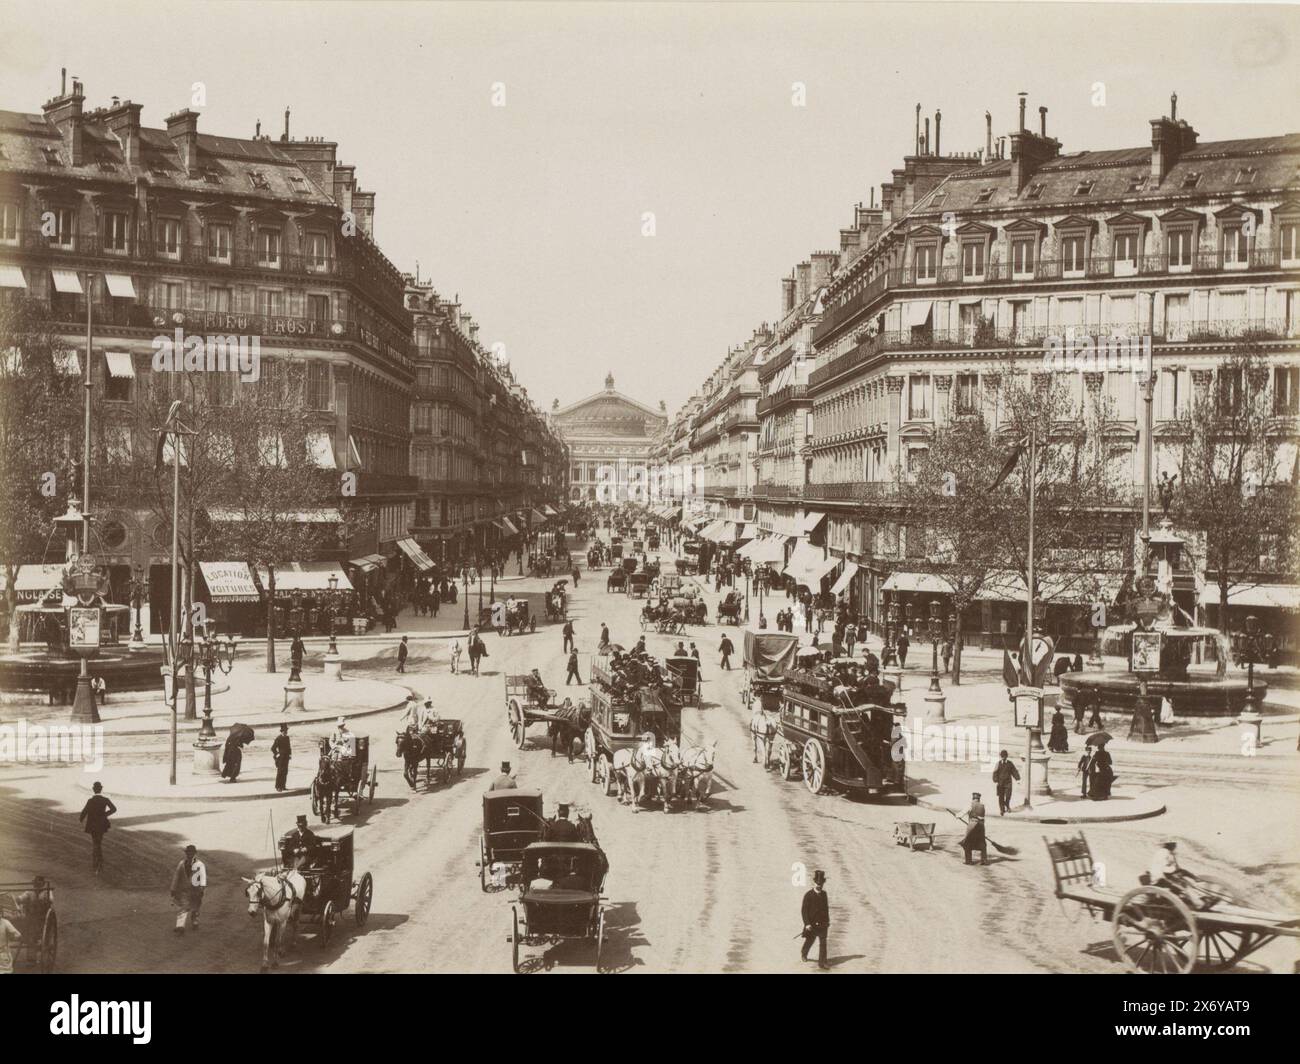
801;739;828;795
595;909;605;972
585;727;598;780
39;910;57;973
511;907;521;973
310;781;321;817
777;741;795;781
597;754;615;797
508;700;526;749
1112;887;1199;974
320;901;337;948
1196;928;1256;971
479;836;490;892
354;872;373;926
369;766;378;801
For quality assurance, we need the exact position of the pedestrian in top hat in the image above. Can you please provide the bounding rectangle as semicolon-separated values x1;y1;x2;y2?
548;802;580;842
896;630;910;667
272;724;292;792
170;845;206;933
489;761;517;791
991;751;1020;815
566;647;583;685
599;623;610;650
562;619;575;654
719;633;734;670
397;635;409;673
78;781;116;875
800;870;831;970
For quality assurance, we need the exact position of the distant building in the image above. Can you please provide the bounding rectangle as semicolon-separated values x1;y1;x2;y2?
554;374;666;502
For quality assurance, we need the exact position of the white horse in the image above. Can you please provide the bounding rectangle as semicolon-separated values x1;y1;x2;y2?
243;870;305;971
678;740;718;807
613;734;679;810
750;707;776;767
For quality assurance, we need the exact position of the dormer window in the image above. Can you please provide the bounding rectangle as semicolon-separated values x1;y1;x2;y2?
95;154;116;173
148;159;170;176
1181;171;1201;190
1024;182;1045;200
42;147;62;166
248;170;270;191
1060;232;1088;278
1234;167;1257;186
1113;231;1141;276
289;174;309;192
975;186;995;205
1074;180;1094;197
156;217;182;259
914;243;938;282
203;168;222;184
1011;237;1036;279
1126;174;1147;193
1167;227;1194;271
1279;218;1300;267
929;191;947;208
961;241;985;280
1221;223;1250;269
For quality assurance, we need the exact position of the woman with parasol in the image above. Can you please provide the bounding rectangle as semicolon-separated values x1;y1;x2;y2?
1086;732;1115;800
221;723;255;782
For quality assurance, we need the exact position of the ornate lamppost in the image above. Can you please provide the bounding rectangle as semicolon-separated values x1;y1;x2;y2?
321;574;345;679
127;563;149;651
195;631;239;736
462;567;470;630
1237;614;1274;748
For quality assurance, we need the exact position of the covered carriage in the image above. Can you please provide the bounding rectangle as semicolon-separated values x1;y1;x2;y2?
663;655;701;707
716;590;744;625
276;825;372;948
741;631;798;766
626;572;653;599
478;790;545;892
585;675;682;798
508;842;608;973
606;568;627;593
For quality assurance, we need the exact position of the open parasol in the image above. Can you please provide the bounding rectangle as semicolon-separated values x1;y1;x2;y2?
1085;731;1113;747
227;723;255;746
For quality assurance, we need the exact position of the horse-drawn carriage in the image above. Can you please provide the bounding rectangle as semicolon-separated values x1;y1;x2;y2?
480;598;533;635
639;600;687;634
627;572;653;599
272;825;373;950
1046;833;1300;973
508;842;608;973
716;590;744;625
0;878;57;972
478;790;545;891
504;673;587;751
312;734;378;823
741;632;798;768
395;718;467;789
772;668;908;798
606;568;627;593
664;655;701;707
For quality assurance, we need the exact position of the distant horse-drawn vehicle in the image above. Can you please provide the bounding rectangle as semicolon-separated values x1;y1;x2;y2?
640;601;687;635
742;631;799;768
395;719;467;789
312;734;378;823
0;878;57;972
606;568;627;593
716;590;744;625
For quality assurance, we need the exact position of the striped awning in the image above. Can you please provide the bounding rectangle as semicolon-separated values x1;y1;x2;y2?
51;268;82;294
0;264;27;289
347;554;388;573
396;538;436;572
830;561;860;596
496;516;519;536
103;273;137;299
782;541;839;588
104;351;135;378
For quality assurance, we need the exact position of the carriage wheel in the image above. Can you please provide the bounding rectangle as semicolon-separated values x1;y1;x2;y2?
508;700;526;749
1112;887;1199;974
39;910;57;973
597;754;615;797
802;740;828;794
511;907;522;974
310;781;321;818
595;909;605;973
479;835;490;892
585;727;598;780
369;765;378;801
1195;928;1256;971
320;901;337;948
355;873;373;927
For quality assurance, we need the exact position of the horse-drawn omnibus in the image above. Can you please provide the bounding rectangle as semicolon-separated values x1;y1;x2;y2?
585;682;682;798
772;672;908;798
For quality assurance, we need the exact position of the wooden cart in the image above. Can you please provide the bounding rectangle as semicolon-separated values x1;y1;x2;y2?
504;673;581;750
1046;832;1300;973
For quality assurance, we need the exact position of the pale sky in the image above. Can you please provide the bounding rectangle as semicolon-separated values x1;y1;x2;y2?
2;1;1298;413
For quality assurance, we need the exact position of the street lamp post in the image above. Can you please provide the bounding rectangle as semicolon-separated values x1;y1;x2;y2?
462;569;470;630
128;564;149;650
1238;614;1273;748
195;631;239;735
324;574;342;657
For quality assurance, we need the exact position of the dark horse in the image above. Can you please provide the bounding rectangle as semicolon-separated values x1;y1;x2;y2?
311;740;342;823
545;698;588;761
395;729;434;789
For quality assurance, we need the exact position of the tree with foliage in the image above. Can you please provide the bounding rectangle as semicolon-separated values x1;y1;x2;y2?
899;363;1122;683
0;297;83;650
1169;343;1297;642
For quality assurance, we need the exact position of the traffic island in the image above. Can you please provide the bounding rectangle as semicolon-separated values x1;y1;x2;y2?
914;785;1166;824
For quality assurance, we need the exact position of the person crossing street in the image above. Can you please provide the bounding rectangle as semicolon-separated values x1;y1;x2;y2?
800;870;831;969
78;781;116;875
719;632;734;670
170;845;206;933
991;750;1020;815
562;619;576;654
566;647;583;685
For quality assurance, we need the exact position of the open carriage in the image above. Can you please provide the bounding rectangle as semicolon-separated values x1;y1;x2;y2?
312;734;378;823
1046;833;1300;974
508;842;608;973
639;601;688;635
395;718;466;789
481;598;533;636
772;670;908;798
277;825;373;948
0;878;57;972
716;590;744;625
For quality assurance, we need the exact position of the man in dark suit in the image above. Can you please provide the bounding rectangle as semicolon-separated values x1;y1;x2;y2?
547;803;581;842
800;869;831;969
272;724;292;792
896;631;910;667
562;620;575;654
78;781;117;875
565;648;582;685
719;633;734;670
397;635;409;673
991;750;1020;815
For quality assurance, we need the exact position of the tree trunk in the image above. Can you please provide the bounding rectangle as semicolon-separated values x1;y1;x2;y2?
265;565;277;674
5;567;18;652
951;609;964;686
1217;572;1231;678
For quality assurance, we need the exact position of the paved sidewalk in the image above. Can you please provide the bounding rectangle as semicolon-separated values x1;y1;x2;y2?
913;784;1166;824
76;761;317;801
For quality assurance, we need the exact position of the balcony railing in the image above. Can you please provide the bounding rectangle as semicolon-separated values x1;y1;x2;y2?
756;384;810;416
753;482;803;498
803;481;902;501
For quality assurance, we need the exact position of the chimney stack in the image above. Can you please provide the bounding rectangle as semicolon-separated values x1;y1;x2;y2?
794;261;811;306
1170;92;1177;120
914;103;921;155
780;275;797;316
42;79;86;166
165;109;200;174
923;118;930;155
1149;100;1198;186
934;109;941;156
282;107;290;142
1009;94;1062;192
104;99;143;167
1018;92;1027;130
985;111;993;159
1039;105;1047;137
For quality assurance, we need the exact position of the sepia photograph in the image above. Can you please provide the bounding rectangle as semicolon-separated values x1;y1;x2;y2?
0;0;1297;1028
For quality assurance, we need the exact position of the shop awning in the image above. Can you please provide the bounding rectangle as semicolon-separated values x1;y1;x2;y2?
257;562;354;593
198;561;260;603
14;563;67;600
104;351;135;378
906;300;933;327
736;522;758;542
347;554;388;573
103;273;137;299
51;268;82;294
396;537;436;572
1198;582;1300;610
830;561;860;596
209;507;342;524
495;516;519;536
0;265;27;289
801;510;827;535
782;541;839;589
542;504;559;517
881;571;956;595
698;519;726;541
741;535;789;565
306;430;337;470
529;508;547;524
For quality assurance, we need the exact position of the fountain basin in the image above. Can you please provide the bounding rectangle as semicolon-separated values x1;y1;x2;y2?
1059;670;1266;718
0;647;167;703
